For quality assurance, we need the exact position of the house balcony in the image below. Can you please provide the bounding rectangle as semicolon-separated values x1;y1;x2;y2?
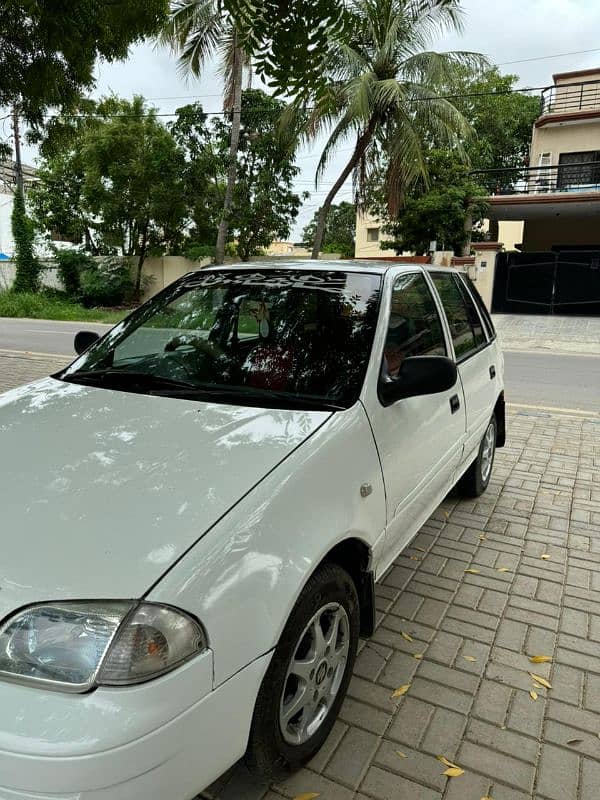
473;163;600;222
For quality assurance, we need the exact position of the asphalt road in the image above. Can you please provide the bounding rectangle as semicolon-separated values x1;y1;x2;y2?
1;317;599;413
0;317;111;356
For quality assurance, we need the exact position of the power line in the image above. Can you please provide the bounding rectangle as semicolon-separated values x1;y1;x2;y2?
497;47;600;67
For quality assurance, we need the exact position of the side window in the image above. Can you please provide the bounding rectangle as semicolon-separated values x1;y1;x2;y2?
383;272;446;378
460;274;496;339
430;272;486;359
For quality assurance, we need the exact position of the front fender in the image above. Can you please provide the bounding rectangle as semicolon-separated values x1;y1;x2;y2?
148;402;386;687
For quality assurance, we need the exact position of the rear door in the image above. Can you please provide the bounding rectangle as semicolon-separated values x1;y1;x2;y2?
428;271;497;467
364;271;466;568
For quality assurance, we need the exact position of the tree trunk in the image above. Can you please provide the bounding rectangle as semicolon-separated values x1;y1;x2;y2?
311;118;378;259
215;38;244;265
462;209;473;257
135;221;149;302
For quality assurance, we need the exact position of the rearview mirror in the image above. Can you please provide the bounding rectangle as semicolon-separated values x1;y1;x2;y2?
74;330;100;355
379;355;457;407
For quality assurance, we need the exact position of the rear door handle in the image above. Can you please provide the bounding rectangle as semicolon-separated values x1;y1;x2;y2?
450;394;460;414
489;365;496;379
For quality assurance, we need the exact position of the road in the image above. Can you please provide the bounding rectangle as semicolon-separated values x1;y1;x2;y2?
1;317;599;413
0;317;111;356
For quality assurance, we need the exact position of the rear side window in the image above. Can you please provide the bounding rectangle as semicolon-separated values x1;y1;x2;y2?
383;272;446;378
430;272;487;359
460;274;496;339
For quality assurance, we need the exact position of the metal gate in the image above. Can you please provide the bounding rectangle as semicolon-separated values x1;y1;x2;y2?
492;250;600;315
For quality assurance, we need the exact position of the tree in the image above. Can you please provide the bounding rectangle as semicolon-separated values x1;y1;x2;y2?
213;90;305;261
295;0;486;258
160;1;251;265
379;150;488;254
224;0;348;97
0;0;167;124
303;202;357;258
11;190;41;293
81;98;188;298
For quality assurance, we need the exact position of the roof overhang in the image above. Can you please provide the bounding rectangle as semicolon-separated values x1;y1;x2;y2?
484;192;600;221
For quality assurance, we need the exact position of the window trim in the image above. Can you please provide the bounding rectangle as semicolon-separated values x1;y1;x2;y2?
458;273;496;342
427;270;493;365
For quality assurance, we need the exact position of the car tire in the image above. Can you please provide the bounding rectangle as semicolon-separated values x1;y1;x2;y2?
456;415;497;498
245;563;360;778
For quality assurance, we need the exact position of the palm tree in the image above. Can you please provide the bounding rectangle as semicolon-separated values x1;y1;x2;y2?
301;0;487;258
159;1;251;265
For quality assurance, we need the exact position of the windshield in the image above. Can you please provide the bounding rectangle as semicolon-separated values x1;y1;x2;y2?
58;269;382;410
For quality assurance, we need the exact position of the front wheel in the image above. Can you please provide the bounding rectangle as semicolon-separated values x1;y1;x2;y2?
457;415;497;497
245;563;359;777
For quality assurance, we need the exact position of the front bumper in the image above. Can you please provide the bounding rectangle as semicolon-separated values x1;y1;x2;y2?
0;652;271;800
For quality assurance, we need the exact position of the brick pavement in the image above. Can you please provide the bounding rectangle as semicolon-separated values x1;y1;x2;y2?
2;352;600;800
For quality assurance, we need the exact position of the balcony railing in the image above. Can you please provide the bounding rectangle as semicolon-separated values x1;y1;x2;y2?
540;79;600;116
471;162;600;197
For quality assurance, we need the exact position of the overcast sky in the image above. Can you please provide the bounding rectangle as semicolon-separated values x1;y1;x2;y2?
16;0;600;239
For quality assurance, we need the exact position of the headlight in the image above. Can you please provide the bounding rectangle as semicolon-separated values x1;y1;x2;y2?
0;601;207;693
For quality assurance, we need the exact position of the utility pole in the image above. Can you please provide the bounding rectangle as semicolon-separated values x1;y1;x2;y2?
12;106;24;200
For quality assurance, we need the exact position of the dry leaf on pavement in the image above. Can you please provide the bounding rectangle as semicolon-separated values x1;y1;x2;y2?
497;567;511;573
529;656;552;664
391;684;411;698
530;690;538;701
465;568;480;574
529;673;552;689
396;750;408;758
463;655;477;662
567;739;584;746
414;653;424;660
294;794;320;800
443;767;465;778
401;631;414;642
541;554;551;560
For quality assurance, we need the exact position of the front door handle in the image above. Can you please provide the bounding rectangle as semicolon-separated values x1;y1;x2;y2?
489;365;496;379
450;394;460;414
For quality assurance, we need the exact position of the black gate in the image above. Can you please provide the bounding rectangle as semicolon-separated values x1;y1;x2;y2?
492;250;600;315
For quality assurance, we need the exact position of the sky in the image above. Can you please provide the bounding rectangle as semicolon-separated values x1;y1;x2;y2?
14;0;600;240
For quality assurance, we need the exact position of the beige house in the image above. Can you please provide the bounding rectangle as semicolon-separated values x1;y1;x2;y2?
487;67;600;252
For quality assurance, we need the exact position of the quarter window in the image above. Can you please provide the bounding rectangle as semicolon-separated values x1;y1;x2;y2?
430;272;487;359
383;273;446;378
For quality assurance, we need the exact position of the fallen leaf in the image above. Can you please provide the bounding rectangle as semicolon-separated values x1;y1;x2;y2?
396;750;408;759
415;546;427;553
401;631;414;642
541;554;551;560
437;756;460;769
497;567;511;573
391;684;411;698
481;796;494;800
529;673;552;689
443;767;465;778
293;794;320;800
465;568;480;574
479;534;487;541
414;653;424;660
533;682;544;690
444;511;450;519
530;690;538;701
567;738;583;746
529;656;553;664
410;555;422;561
463;655;477;662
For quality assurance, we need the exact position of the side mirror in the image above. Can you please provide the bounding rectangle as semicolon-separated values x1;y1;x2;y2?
74;330;100;355
379;355;457;406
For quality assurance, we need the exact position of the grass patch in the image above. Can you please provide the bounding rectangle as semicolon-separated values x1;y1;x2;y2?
0;291;130;324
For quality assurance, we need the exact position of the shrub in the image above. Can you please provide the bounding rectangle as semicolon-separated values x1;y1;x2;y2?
12;192;41;293
184;243;216;262
79;256;134;308
53;249;96;297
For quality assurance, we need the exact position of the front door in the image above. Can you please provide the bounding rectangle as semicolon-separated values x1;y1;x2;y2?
366;272;466;570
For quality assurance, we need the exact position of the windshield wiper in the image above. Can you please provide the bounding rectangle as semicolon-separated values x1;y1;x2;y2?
64;370;197;391
155;383;346;411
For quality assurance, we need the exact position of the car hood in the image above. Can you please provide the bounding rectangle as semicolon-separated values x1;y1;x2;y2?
0;378;330;619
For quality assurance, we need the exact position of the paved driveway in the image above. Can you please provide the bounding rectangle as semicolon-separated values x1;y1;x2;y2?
2;353;600;800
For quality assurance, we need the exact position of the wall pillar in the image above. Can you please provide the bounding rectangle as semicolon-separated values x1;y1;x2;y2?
469;242;504;310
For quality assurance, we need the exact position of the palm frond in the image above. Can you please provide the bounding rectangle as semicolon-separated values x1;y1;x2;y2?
158;0;224;80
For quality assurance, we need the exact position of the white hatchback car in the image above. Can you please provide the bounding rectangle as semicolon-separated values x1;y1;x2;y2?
0;262;504;799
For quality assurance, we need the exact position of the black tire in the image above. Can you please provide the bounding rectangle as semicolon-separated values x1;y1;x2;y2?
245;563;360;778
456;415;497;498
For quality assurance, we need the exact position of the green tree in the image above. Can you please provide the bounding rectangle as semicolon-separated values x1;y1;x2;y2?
0;0;167;124
160;1;251;264
303;202;357;258
380;150;488;255
294;0;486;258
11;190;41;293
213;90;305;261
81;97;188;298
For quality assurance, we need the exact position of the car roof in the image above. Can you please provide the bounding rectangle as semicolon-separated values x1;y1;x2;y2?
200;259;463;276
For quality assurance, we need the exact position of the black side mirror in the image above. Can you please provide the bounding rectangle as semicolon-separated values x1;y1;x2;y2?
74;330;100;355
379;355;457;407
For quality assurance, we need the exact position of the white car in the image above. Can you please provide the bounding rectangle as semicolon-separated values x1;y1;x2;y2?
0;262;504;799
